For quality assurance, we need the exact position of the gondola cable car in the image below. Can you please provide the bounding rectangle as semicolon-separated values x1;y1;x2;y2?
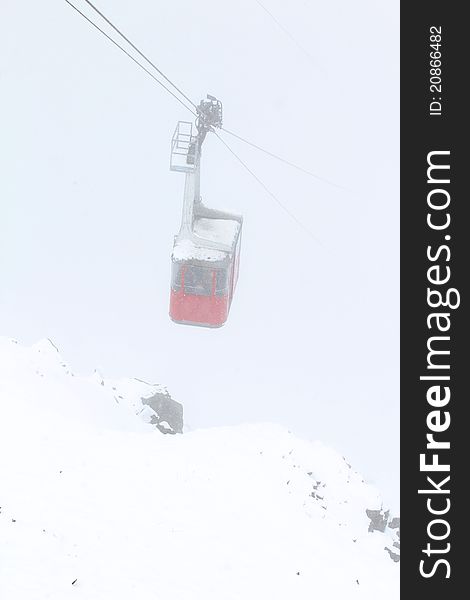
66;2;327;328
169;96;243;328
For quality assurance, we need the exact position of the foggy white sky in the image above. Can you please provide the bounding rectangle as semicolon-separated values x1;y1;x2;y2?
0;0;399;509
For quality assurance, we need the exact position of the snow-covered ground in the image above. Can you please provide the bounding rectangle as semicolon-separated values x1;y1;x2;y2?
0;337;399;599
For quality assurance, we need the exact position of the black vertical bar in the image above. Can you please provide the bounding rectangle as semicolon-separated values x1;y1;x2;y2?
401;2;466;596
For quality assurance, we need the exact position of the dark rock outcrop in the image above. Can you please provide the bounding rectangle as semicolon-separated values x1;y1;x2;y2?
366;509;400;563
142;391;183;434
366;508;390;533
385;547;400;563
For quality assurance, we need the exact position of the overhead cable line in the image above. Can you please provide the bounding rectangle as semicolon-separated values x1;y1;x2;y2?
81;0;197;110
66;1;335;188
65;0;329;238
65;0;197;116
254;0;322;71
221;127;343;189
214;132;319;243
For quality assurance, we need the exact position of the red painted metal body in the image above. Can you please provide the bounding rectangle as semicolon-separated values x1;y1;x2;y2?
169;257;238;327
170;288;230;327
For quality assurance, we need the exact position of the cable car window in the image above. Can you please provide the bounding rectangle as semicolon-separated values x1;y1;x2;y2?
171;262;183;292
184;265;213;296
215;269;228;296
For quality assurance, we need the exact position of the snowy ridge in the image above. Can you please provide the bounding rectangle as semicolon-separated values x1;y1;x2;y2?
0;337;175;433
0;338;398;599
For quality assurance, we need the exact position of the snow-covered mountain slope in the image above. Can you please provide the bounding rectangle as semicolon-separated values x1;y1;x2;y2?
0;338;398;599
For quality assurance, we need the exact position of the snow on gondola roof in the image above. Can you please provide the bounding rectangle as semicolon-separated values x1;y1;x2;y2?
172;239;226;262
172;218;241;262
193;218;240;246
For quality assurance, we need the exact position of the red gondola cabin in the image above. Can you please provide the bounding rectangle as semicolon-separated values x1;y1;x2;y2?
168;107;242;328
170;216;242;327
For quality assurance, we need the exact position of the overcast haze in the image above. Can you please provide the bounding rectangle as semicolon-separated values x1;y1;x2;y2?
0;0;399;508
